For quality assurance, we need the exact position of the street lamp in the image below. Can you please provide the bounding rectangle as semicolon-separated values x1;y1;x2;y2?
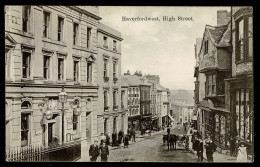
59;86;68;144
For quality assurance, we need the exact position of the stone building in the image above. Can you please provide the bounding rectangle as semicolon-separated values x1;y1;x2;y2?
121;74;142;131
96;23;126;140
194;8;253;159
195;10;232;153
5;6;101;161
226;6;253;159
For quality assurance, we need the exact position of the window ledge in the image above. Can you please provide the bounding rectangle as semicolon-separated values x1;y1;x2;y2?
57;81;66;84
21;78;34;83
235;59;253;65
44;80;53;84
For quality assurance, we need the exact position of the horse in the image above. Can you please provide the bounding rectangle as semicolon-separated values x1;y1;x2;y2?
167;134;178;150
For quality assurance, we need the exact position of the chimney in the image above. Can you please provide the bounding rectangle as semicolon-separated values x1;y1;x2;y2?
217;10;229;26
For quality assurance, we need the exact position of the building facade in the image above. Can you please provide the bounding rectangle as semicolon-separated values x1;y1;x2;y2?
96;23;126;140
5;6;101;161
227;6;253;158
194;8;253;159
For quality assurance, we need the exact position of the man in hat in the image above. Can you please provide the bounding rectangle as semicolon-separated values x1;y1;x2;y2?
99;142;109;162
205;136;216;162
89;140;99;162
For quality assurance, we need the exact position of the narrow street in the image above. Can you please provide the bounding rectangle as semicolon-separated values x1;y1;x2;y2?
106;126;198;162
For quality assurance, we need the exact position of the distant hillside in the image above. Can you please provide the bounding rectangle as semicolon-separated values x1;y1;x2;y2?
170;89;194;106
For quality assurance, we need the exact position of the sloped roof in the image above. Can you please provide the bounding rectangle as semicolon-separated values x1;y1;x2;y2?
199;22;231;56
121;75;150;86
121;78;129;87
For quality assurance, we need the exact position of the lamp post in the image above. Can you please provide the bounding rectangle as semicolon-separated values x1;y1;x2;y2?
58;86;68;144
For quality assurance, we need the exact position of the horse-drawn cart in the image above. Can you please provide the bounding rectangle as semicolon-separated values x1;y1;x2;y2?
162;134;187;150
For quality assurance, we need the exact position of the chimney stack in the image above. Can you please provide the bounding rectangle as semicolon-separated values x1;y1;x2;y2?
217;10;230;26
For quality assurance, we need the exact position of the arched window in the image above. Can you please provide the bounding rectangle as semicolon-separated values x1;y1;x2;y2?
86;98;92;110
21;101;31;110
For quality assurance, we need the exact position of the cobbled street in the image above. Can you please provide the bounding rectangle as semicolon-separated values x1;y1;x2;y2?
106;126;198;162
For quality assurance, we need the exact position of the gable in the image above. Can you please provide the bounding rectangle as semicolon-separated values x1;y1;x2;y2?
5;33;17;48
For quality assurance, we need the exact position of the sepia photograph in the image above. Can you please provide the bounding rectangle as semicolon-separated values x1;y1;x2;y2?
4;6;253;162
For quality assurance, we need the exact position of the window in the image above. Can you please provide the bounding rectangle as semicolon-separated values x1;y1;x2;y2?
86;61;92;83
104;119;107;133
87;27;92;49
22;52;31;79
57;17;64;41
236;16;253;62
121;91;124;108
103;59;108;77
237;19;244;61
103;36;108;48
73;23;79;45
21;113;29;147
113;40;117;51
58;58;64;81
113;91;117;109
113;118;117;132
73;60;79;82
43;56;50;80
22;6;30;32
206;74;216;96
204;40;208;54
113;61;117;78
104;91;108;109
73;113;78;131
43;11;50;38
248;17;253;58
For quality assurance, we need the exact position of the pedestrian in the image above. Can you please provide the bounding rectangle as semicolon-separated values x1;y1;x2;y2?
197;138;204;162
123;134;129;148
193;136;199;153
185;135;190;151
99;142;109;162
112;131;117;147
162;125;165;131
105;133;110;146
131;128;136;142
100;133;106;145
205;137;216;162
118;130;123;144
167;127;170;135
237;142;248;162
89;140;99;162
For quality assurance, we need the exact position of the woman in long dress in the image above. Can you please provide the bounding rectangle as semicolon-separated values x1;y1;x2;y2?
237;142;248;162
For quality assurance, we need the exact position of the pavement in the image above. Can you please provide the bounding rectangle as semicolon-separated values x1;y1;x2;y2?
185;126;251;162
77;128;169;162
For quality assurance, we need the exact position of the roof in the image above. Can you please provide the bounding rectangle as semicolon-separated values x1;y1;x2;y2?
198;22;231;56
121;75;150;86
98;23;123;41
121;78;129;87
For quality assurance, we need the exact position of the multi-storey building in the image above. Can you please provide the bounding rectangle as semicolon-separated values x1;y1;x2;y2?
121;74;141;130
226;6;253;159
194;8;253;160
5;6;101;161
195;10;232;153
96;23;126;140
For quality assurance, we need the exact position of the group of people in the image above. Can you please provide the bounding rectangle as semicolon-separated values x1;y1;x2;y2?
192;135;216;162
89;129;137;162
191;131;248;162
89;140;109;162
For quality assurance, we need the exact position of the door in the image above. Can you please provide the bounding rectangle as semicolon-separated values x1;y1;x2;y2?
48;123;53;146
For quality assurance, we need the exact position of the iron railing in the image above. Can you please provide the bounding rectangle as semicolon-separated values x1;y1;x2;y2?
6;140;81;162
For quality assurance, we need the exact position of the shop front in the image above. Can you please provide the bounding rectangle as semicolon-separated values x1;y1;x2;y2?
229;76;253;159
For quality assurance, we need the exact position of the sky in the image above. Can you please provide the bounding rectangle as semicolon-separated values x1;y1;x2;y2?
99;6;230;90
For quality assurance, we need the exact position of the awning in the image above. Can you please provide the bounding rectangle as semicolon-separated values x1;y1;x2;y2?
192;115;197;120
168;114;174;122
151;116;159;120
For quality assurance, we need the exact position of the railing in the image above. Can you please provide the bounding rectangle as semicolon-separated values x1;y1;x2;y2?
6;141;81;162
